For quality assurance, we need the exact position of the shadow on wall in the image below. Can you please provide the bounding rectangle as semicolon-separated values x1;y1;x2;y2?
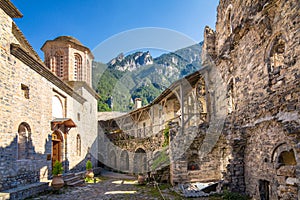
0;134;52;192
68;135;100;173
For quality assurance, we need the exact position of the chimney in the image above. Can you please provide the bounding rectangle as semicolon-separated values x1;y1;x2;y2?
134;98;142;109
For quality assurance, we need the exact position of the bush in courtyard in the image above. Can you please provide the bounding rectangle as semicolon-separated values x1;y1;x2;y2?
86;160;93;171
52;160;63;175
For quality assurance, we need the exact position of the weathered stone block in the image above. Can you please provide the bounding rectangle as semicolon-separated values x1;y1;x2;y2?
286;177;299;186
277;166;296;177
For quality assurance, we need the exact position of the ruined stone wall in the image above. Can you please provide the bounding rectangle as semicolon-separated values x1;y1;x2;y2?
203;0;300;198
98;121;165;173
97;75;211;178
169;123;230;184
244;120;299;199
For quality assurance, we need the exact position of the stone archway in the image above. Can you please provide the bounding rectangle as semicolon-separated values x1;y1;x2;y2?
272;143;298;200
52;131;63;167
134;148;147;174
17;122;32;160
120;150;129;171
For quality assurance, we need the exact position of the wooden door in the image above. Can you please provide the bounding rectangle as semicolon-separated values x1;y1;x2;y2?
52;140;60;167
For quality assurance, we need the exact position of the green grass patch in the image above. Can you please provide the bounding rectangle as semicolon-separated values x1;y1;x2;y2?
222;190;250;200
85;176;108;183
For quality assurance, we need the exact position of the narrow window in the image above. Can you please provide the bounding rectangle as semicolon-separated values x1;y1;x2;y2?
227;79;235;113
45;56;50;69
74;54;82;81
55;52;64;78
76;134;81;156
87;59;90;84
225;5;233;35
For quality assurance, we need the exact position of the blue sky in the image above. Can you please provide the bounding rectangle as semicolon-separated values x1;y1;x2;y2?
11;0;219;62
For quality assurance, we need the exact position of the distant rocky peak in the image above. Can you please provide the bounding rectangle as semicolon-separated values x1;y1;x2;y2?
108;51;153;71
116;53;124;61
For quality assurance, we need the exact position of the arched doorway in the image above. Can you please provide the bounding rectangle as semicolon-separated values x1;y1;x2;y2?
52;131;63;167
134;148;147;174
17;122;31;160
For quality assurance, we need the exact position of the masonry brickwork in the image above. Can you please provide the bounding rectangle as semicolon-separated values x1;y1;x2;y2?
0;0;299;199
202;0;300;199
98;0;300;199
0;2;99;198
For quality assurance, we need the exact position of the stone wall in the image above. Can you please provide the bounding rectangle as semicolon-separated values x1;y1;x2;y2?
0;8;52;190
169;122;230;184
67;84;98;171
0;6;98;192
202;0;300;198
98;122;164;174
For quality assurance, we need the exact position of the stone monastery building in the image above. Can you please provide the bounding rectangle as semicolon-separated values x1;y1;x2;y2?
0;0;300;200
0;0;99;198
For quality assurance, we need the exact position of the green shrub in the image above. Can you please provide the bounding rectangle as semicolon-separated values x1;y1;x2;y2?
86;160;93;171
162;125;170;147
52;160;63;175
223;190;249;200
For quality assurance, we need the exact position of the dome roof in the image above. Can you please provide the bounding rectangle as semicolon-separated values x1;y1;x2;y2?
53;36;83;46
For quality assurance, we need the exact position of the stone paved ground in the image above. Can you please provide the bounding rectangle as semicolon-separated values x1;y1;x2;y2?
26;171;211;200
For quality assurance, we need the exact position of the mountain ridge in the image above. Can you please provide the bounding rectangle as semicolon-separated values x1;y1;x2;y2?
92;42;203;112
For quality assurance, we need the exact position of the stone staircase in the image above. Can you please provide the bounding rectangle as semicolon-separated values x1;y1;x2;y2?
63;171;85;186
0;182;49;200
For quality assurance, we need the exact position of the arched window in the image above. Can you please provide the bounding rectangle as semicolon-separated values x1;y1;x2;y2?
187;153;200;171
17;122;31;160
187;161;200;171
76;134;81;156
55;52;64;78
74;53;82;81
52;96;64;118
267;34;286;86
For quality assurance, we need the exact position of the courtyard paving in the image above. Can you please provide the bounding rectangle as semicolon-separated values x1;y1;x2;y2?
27;171;211;200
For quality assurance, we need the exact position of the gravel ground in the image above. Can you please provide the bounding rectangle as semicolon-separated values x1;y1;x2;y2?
27;171;211;200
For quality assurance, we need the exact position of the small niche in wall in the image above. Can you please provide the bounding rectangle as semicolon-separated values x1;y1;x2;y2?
21;84;29;99
77;113;80;121
187;161;200;171
278;149;296;166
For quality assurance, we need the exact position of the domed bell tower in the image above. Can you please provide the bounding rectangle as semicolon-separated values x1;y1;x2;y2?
41;36;94;87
